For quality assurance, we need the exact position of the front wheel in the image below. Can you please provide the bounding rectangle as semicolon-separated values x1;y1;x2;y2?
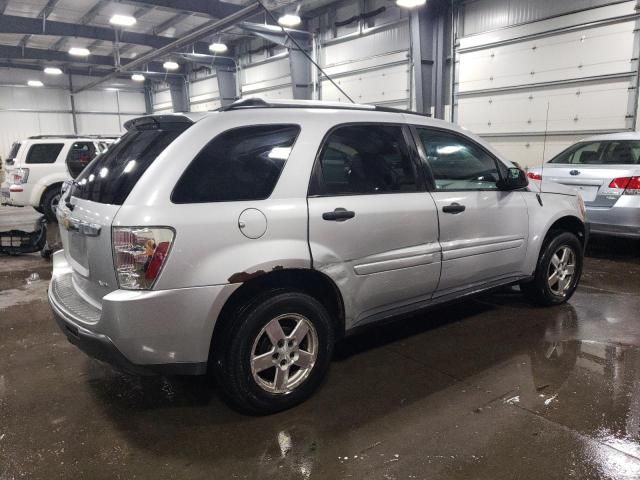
214;291;334;415
521;231;583;306
41;188;61;223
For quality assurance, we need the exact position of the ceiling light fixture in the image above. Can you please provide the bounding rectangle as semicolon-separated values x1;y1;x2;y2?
44;67;63;75
209;42;228;53
69;47;90;56
131;74;145;82
395;0;426;8
110;14;137;27
278;13;301;27
27;80;44;87
163;61;179;70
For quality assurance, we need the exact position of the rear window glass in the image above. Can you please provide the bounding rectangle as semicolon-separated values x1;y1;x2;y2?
26;143;64;164
72;122;190;205
7;142;21;161
66;142;97;179
172;124;300;203
549;141;640;165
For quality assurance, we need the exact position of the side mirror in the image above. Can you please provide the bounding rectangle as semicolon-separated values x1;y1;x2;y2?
497;166;529;191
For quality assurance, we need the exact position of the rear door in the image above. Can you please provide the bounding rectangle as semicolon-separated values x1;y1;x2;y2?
544;140;640;207
414;127;529;296
65;141;98;178
307;123;441;326
60;117;192;307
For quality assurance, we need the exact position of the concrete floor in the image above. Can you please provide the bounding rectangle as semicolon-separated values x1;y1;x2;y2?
1;205;640;479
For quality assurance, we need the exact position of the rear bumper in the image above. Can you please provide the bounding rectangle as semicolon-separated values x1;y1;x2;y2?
0;183;30;206
586;204;640;239
48;250;236;375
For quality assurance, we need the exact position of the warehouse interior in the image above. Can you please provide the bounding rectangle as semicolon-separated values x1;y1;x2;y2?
1;0;640;478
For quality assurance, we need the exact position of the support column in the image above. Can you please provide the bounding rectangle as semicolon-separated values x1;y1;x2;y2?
411;0;449;118
68;73;78;134
143;80;153;114
288;48;312;100
216;68;237;106
168;78;189;112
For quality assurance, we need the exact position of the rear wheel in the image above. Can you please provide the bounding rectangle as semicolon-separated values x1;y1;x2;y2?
214;291;334;415
33;206;44;214
41;187;61;222
521;231;583;306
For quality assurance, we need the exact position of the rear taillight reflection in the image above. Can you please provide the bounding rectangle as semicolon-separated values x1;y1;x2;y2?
527;172;542;180
112;227;174;290
609;176;640;194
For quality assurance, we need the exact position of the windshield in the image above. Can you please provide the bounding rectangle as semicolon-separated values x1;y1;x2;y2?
549;140;640;165
71;121;190;205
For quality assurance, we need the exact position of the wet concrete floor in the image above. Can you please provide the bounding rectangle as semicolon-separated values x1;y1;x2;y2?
1;205;640;479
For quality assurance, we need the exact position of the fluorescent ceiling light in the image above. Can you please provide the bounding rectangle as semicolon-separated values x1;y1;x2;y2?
131;74;145;82
69;47;90;56
396;0;426;8
163;61;179;70
44;67;62;75
110;14;137;27
278;14;301;27
27;80;44;87
209;42;228;53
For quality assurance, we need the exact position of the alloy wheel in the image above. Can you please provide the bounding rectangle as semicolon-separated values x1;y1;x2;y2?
547;246;576;296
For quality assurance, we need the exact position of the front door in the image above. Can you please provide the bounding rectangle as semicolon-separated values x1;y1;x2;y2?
307;123;441;327
413;127;529;297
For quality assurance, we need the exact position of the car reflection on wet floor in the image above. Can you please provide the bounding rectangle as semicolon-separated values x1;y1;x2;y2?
1;207;640;479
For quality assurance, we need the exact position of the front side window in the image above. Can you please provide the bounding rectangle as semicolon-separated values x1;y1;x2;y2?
66;142;97;178
416;129;501;191
311;124;418;196
172;124;300;203
25;143;64;164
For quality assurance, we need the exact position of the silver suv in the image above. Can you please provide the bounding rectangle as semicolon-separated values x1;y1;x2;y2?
49;98;587;414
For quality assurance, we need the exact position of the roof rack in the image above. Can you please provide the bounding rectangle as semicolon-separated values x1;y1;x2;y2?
218;97;431;117
28;134;120;140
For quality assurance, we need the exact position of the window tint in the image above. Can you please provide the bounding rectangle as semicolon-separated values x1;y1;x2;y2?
417;129;501;191
603;141;640;165
73;122;190;205
66;142;97;178
312;124;417;195
25;143;64;164
549;142;605;164
172;125;300;203
7;142;21;160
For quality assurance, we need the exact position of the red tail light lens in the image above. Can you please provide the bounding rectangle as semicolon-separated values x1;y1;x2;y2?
609;176;640;194
527;172;542;180
112;227;175;289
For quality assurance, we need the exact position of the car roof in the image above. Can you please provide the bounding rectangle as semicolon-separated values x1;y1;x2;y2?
579;131;640;142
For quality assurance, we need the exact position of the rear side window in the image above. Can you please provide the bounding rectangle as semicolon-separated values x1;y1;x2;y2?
26;143;64;164
7;142;21;161
73;122;190;205
66;142;97;178
549;142;605;164
172;125;300;203
310;124;418;196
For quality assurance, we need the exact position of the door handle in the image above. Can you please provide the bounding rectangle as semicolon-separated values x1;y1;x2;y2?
442;203;466;214
322;208;355;222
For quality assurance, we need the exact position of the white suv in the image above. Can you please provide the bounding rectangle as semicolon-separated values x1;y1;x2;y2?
1;135;114;220
50;99;587;414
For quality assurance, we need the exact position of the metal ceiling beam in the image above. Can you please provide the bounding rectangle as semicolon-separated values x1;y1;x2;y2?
0;14;211;51
74;2;262;93
0;44;166;71
19;0;61;48
0;0;9;14
0;61;181;81
124;0;244;18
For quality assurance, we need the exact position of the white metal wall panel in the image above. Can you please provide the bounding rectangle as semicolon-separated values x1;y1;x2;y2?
0;86;70;111
75;114;123;135
458;21;636;92
153;89;173;113
458;78;633;135
0;112;74;158
487;134;585;166
462;0;619;36
117;91;146;114
240;56;292;98
74;90;119;113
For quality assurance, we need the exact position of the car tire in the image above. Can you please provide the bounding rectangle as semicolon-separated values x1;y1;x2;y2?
33;206;44;214
41;187;61;223
521;231;583;306
213;291;334;415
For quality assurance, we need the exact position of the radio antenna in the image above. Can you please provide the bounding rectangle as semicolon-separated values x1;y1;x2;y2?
254;0;356;103
540;101;551;195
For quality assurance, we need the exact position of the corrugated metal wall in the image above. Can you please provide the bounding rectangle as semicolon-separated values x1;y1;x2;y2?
454;0;640;167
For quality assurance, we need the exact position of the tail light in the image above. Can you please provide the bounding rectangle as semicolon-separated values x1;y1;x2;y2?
11;168;29;184
608;176;640;194
112;227;175;290
527;172;542;180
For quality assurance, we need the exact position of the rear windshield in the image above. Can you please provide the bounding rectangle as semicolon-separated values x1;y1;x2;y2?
72;121;190;205
550;140;640;165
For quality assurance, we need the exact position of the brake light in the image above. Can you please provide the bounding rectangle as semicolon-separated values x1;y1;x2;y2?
527;172;542;180
11;168;29;184
609;176;640;194
112;227;175;289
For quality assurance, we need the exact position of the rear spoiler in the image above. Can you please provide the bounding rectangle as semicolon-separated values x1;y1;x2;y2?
124;115;195;131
